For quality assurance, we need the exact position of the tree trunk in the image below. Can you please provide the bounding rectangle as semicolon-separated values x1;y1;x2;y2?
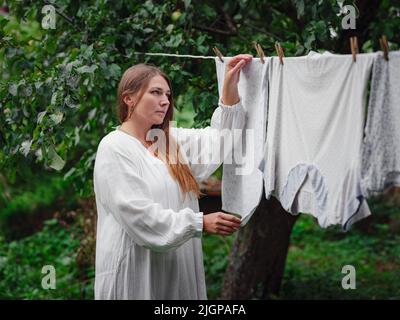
221;195;299;299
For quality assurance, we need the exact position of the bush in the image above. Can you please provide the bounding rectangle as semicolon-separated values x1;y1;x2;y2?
0;174;79;240
0;218;94;299
281;209;400;299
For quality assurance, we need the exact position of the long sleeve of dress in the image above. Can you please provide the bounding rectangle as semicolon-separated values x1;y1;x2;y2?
93;144;204;253
170;99;246;182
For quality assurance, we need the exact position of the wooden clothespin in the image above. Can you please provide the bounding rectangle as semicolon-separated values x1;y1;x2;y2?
275;42;284;65
252;41;265;63
379;35;389;61
350;36;359;62
212;46;224;63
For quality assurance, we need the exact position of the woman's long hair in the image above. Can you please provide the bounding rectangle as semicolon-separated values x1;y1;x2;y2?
117;64;201;198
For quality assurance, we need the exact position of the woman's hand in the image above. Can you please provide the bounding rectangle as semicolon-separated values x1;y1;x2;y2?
203;212;242;236
221;54;253;105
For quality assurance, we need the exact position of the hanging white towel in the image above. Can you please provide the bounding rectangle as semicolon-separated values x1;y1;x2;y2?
215;57;270;225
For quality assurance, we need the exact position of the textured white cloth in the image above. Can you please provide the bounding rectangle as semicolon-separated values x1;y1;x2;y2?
263;52;376;230
216;57;270;225
93;101;245;299
361;51;400;197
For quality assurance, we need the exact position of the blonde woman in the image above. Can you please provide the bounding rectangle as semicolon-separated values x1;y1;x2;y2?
93;54;252;299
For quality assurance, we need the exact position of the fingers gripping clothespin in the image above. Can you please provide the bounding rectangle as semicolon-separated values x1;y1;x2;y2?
350;36;359;62
213;46;224;63
379;35;389;61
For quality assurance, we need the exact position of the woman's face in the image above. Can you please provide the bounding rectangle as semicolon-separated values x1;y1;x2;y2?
126;75;171;126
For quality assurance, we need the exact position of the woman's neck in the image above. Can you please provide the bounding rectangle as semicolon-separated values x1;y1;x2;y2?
120;120;151;144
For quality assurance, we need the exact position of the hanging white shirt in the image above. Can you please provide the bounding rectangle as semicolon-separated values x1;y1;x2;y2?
263;51;376;230
93;100;245;299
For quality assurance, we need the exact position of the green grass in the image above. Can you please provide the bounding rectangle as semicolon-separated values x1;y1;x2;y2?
202;196;400;299
0;218;94;299
281;212;400;299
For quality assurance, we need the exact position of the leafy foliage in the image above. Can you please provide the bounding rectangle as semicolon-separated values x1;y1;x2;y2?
0;172;78;240
1;0;399;196
0;218;94;299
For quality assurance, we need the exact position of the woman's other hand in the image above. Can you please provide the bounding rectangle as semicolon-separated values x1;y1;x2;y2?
221;54;253;105
203;212;242;236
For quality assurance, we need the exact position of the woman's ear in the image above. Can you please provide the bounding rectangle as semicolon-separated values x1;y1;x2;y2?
123;93;136;108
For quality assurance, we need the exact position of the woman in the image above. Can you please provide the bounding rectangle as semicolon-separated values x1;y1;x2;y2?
93;54;252;299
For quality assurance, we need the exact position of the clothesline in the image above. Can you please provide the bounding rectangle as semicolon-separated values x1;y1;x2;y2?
131;49;390;63
131;37;391;62
133;52;216;59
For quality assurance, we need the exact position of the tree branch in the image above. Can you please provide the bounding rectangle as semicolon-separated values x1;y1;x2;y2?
193;24;237;36
220;7;238;34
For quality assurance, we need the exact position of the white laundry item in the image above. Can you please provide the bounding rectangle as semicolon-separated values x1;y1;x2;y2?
263;51;376;230
361;51;400;197
215;57;270;225
93;100;245;299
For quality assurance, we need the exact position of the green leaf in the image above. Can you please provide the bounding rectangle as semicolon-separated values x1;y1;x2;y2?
74;127;80;146
48;146;66;171
19;140;33;157
108;63;121;78
8;84;18;96
304;34;316;50
37;111;47;124
64;167;76;180
50;112;64;125
76;65;98;74
166;24;174;34
82;44;94;59
88;108;97;120
65;96;79;109
166;34;183;48
51;92;58;105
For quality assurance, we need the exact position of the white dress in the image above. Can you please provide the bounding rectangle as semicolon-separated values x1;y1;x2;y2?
93;100;245;299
